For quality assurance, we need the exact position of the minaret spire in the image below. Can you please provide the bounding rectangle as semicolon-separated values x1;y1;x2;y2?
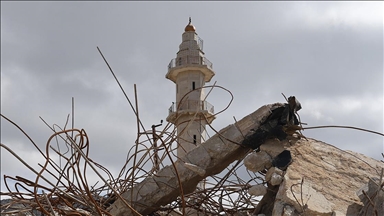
188;17;191;25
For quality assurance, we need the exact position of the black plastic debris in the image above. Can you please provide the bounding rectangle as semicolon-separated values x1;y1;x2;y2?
242;96;301;150
272;150;292;170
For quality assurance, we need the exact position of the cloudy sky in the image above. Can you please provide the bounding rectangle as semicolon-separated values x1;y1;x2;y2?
1;2;383;197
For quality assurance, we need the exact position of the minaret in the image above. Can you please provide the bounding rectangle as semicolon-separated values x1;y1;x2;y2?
166;18;216;159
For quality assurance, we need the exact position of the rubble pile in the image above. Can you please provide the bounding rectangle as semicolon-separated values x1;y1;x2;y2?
2;99;383;216
107;103;285;215
107;98;383;216
244;138;383;216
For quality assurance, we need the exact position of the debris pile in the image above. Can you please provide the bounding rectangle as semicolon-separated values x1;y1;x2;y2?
244;138;383;216
107;103;284;215
1;97;383;216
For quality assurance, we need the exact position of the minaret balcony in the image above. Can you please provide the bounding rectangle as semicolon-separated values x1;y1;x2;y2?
168;56;213;71
167;100;215;124
166;56;215;83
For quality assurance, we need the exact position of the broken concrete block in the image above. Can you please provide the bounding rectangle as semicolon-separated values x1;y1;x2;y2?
265;167;284;183
248;184;268;197
184;144;211;169
357;176;384;216
184;163;206;177
282;204;298;216
276;176;334;215
271;139;384;215
272;201;299;216
260;139;286;158
243;151;272;172
137;177;159;198
270;173;284;186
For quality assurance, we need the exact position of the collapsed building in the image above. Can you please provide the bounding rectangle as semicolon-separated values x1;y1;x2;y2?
107;102;383;216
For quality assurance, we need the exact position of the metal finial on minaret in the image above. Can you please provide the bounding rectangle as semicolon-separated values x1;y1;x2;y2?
184;17;196;32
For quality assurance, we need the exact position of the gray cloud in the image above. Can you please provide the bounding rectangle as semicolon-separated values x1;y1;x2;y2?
1;1;383;198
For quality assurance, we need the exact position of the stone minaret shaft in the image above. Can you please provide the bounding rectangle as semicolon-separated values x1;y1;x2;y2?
166;18;216;159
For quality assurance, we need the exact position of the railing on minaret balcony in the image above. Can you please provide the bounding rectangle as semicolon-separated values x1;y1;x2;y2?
168;100;214;115
168;56;213;72
197;37;204;51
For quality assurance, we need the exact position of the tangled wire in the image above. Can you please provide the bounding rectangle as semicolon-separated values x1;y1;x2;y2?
0;81;268;216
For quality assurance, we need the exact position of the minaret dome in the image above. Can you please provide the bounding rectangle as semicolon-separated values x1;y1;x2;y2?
184;17;196;32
